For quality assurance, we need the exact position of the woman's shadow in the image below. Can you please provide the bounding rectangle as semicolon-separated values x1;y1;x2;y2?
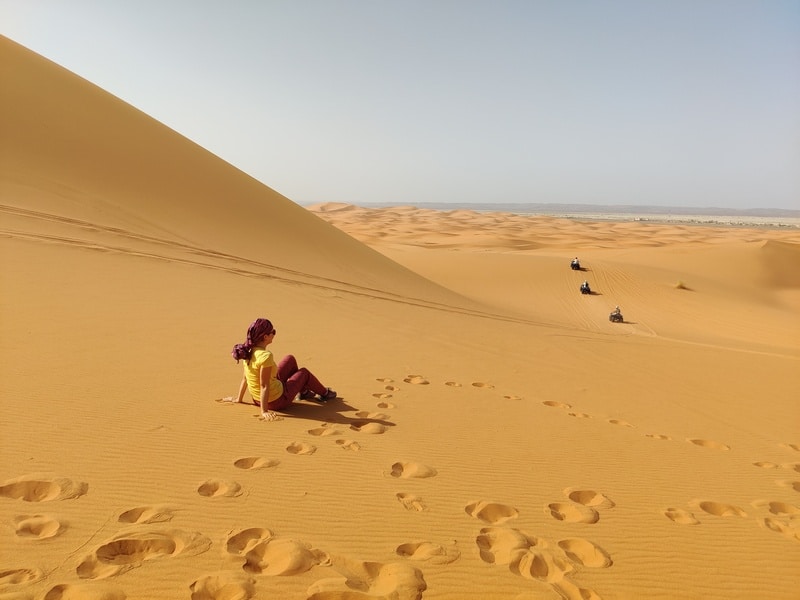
277;397;396;429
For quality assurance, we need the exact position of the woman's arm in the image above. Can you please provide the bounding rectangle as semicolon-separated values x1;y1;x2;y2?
236;377;248;403
223;377;248;403
258;364;281;420
258;364;272;410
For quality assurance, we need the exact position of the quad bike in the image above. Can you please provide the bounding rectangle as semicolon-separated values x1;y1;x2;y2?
570;259;581;270
580;284;591;294
609;311;623;323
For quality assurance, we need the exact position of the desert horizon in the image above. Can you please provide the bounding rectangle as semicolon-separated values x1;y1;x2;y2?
1;35;799;600
327;201;800;223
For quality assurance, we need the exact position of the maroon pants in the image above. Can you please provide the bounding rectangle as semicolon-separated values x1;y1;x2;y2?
267;354;326;411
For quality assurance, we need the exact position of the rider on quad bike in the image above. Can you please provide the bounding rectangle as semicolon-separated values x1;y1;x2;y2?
609;306;623;322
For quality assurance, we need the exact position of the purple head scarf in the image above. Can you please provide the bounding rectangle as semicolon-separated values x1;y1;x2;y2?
231;318;274;362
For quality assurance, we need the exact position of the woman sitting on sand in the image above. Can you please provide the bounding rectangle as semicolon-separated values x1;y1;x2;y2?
226;318;336;421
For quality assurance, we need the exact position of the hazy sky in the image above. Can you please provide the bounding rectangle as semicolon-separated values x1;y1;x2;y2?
2;1;798;209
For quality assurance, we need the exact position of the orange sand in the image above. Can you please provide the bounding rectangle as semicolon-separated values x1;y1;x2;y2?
1;36;799;600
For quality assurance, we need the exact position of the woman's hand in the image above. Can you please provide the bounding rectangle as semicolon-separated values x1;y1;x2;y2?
261;410;282;421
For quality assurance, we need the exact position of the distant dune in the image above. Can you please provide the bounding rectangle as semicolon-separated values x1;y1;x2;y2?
2;35;799;600
345;201;800;220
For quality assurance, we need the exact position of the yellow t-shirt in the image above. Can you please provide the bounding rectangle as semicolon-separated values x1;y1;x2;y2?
243;348;283;403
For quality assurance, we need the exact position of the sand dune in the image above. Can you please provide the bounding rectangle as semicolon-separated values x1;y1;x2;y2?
2;36;799;600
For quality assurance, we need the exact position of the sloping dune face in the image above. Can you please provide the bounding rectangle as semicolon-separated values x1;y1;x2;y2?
0;35;461;302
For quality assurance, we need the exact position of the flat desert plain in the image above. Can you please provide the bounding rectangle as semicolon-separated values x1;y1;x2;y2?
1;35;799;600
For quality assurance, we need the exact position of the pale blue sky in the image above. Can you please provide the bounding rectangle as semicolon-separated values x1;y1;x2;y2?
2;1;798;209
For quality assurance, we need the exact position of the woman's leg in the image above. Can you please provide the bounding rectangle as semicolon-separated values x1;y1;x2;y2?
283;367;325;399
277;354;299;381
272;355;326;408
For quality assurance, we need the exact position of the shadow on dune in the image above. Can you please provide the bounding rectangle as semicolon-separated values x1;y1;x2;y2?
272;398;396;428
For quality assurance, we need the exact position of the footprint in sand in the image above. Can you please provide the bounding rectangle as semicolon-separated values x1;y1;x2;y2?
464;500;519;525
355;411;389;420
687;438;730;451
396;493;426;512
350;421;388;434
664;508;700;525
758;517;800;543
471;382;494;389
335;439;361;451
542;400;571;409
753;500;800;516
557;538;613;568
242;538;329;575
504;395;522;401
512;550;578;587
190;573;256;600
444;381;462;387
476;527;542;565
372;393;393;400
753;461;780;469
608;419;634;428
118;505;174;524
403;375;429;385
390;462;438;479
225;527;274;556
646;433;672;440
780;443;800;452
376;377;394;383
384;385;400;392
13;514;64;539
286;442;317;455
551;580;603;600
396;541;460;564
233;457;280;470
760;516;789;533
774;479;800;493
43;582;126;600
77;528;211;580
568;412;591;419
0;567;43;585
546;502;600;524
307;426;340;437
691;500;747;518
306;556;426;599
0;476;88;502
563;488;615;509
376;401;396;409
197;480;243;498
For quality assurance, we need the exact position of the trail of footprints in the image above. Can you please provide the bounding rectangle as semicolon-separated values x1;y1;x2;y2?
466;489;614;599
538;398;800;540
2;378;797;599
